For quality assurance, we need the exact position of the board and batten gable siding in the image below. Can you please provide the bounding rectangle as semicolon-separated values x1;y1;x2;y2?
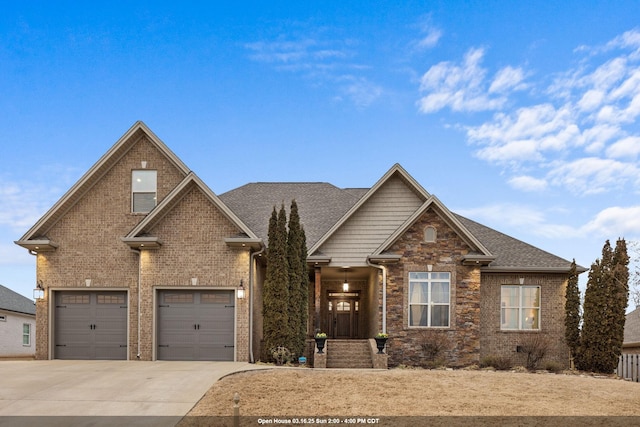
317;175;424;266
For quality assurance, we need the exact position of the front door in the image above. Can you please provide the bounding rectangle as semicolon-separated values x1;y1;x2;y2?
328;292;359;338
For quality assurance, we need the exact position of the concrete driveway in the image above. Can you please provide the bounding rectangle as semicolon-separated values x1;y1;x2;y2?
0;360;268;426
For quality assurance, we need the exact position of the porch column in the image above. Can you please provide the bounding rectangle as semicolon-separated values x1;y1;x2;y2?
315;267;322;332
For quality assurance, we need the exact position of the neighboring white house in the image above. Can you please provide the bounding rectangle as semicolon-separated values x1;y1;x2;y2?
0;284;36;357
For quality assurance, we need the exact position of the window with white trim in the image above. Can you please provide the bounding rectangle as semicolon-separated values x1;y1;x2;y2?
23;323;31;346
132;170;157;213
409;272;450;327
501;285;540;330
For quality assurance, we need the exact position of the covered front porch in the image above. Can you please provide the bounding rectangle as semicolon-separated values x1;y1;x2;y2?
308;265;385;340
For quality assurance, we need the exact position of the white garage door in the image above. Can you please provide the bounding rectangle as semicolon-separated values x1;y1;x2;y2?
54;291;128;360
157;290;235;361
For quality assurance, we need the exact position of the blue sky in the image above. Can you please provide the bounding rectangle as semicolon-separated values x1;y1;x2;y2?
2;1;640;301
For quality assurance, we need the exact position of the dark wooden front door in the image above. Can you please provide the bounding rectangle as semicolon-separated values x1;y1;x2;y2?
328;293;359;338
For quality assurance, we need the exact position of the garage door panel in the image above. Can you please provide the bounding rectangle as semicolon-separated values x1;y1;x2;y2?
157;290;235;361
54;291;127;360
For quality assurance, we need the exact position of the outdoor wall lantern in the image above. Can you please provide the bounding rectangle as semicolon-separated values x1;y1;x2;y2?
237;280;246;299
343;269;349;292
33;281;44;300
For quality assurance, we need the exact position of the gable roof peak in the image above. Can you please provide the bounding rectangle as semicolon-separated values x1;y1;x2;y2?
16;122;191;246
308;163;430;255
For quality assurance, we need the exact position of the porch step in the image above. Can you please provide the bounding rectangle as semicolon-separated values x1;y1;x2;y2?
326;340;373;369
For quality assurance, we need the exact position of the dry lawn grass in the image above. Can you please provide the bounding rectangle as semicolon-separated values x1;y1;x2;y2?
183;367;640;422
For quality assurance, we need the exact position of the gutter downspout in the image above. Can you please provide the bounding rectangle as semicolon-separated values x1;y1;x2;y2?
249;246;265;363
367;259;387;334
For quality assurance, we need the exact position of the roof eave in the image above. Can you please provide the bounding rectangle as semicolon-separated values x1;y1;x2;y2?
367;254;402;264
307;255;332;265
480;266;587;274
224;238;264;251
14;239;58;253
120;236;163;249
462;254;496;266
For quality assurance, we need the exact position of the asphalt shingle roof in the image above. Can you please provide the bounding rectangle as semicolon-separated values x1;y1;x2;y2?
220;183;575;271
455;214;575;270
219;183;366;248
0;284;35;316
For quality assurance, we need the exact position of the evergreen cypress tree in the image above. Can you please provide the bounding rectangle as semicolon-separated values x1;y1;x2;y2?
298;224;309;357
262;205;290;361
578;255;607;372
577;240;629;373
564;260;581;365
607;238;629;372
287;200;303;357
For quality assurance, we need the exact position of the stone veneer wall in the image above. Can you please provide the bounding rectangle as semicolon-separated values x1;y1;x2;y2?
479;272;570;369
383;209;482;368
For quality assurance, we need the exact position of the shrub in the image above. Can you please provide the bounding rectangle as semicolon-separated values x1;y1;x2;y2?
518;334;549;371
480;355;512;370
419;330;452;368
543;361;564;373
271;346;293;365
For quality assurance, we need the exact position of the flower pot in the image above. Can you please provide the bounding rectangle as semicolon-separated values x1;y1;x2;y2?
315;337;326;354
375;337;388;354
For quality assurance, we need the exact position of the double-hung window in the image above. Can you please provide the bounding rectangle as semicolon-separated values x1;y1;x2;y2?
501;285;540;330
23;323;31;346
132;170;157;213
409;272;450;327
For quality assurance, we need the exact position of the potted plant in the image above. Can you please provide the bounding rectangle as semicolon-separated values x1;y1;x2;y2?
374;332;388;354
315;332;327;354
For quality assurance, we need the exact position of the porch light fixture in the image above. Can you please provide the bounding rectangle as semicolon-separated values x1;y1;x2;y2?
343;270;349;292
85;278;92;287
191;277;198;286
237;280;246;299
33;281;44;300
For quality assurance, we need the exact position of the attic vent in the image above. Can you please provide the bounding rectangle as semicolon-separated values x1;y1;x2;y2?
424;226;436;243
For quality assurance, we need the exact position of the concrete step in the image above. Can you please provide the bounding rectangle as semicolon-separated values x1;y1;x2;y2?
326;339;373;369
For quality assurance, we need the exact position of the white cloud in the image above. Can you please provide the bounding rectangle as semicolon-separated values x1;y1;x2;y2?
547;157;640;195
582;205;640;238
339;76;383;108
467;104;579;164
456;203;546;229
417;27;442;49
244;34;384;108
606;136;640;159
489;66;526;94
508;175;548;192
417;48;515;113
432;29;640;196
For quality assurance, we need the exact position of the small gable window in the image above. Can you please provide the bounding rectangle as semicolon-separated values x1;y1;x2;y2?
424;226;437;243
132;170;157;213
